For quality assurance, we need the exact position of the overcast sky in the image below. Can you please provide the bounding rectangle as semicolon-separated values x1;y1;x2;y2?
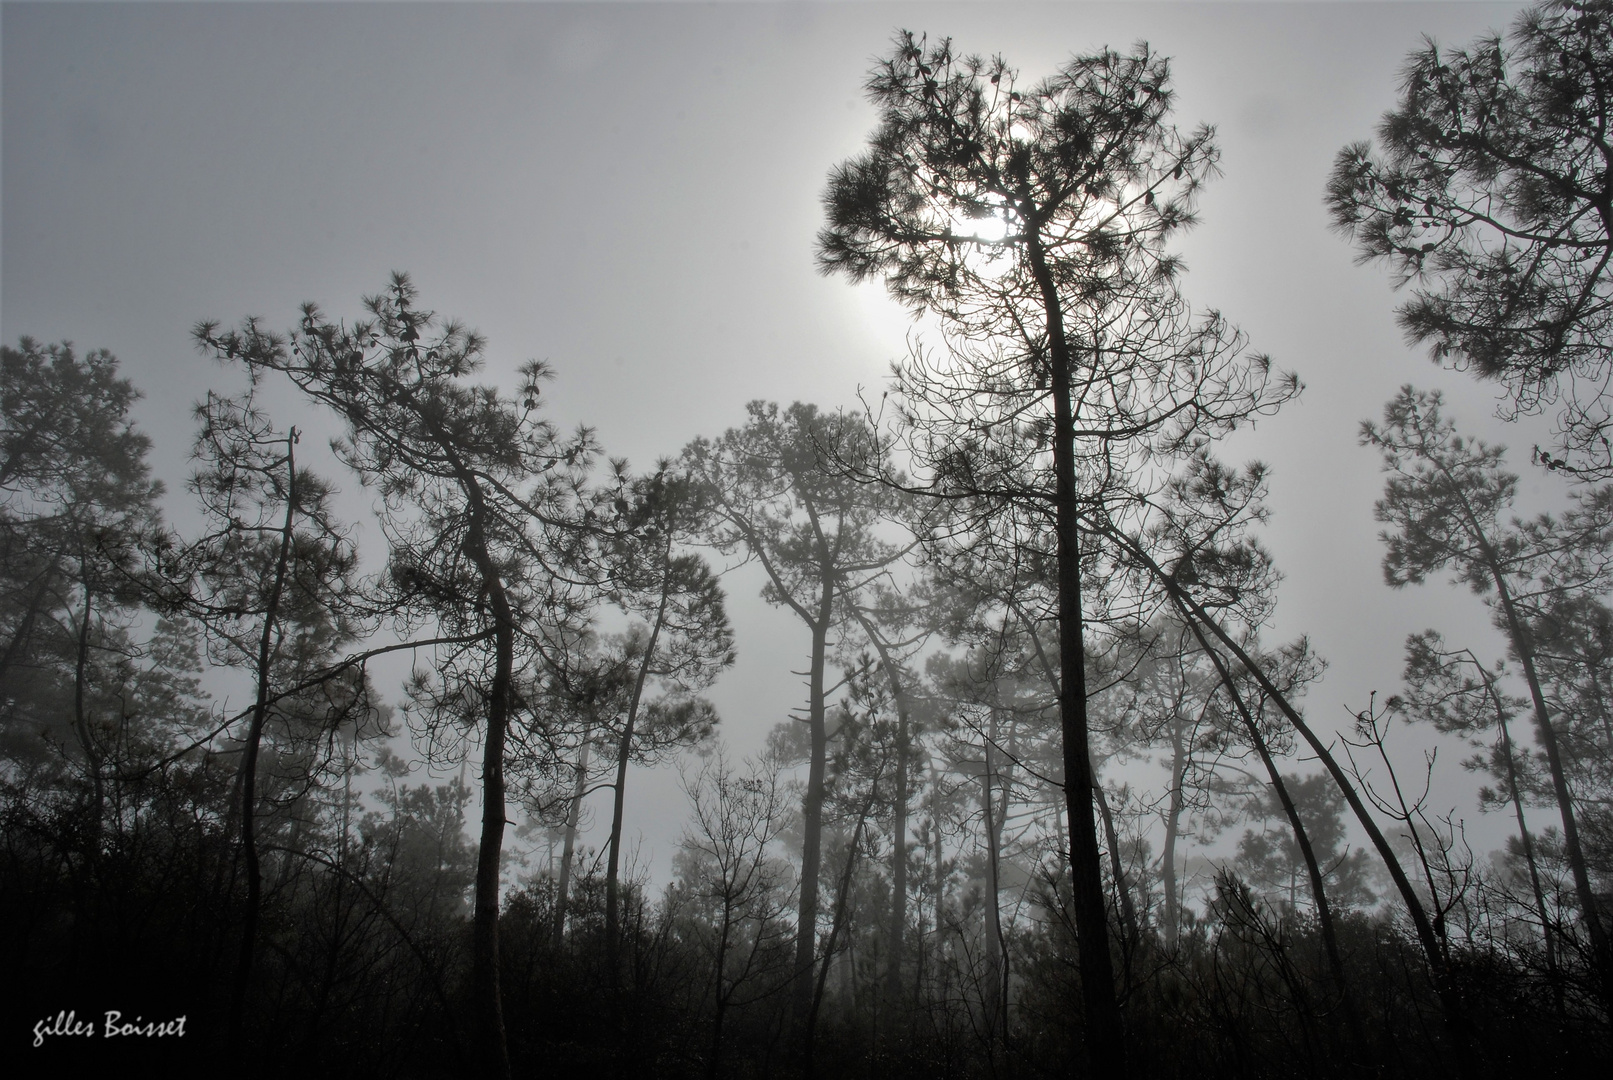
3;0;1557;884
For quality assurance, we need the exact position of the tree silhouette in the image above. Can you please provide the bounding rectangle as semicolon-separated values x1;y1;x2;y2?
0;339;163;772
683;401;909;1060
1363;385;1613;1002
1329;0;1613;476
674;750;793;1080
1396;631;1562;991
818;33;1296;1072
149;388;377;1046
598;462;733;985
197;274;600;1080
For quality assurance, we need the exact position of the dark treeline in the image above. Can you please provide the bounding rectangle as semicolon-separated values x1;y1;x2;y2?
5;3;1613;1078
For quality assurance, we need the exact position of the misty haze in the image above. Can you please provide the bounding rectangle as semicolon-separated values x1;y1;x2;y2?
3;2;1611;1078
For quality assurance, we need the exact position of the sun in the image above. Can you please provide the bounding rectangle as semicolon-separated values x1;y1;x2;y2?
950;206;1011;244
948;201;1018;281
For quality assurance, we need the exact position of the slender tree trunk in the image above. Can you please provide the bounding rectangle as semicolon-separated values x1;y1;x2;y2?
981;710;1006;1051
1182;612;1365;1048
1161;717;1187;951
553;726;593;949
71;577;103;853
930;762;945;1006
1423;454;1613;1001
607;543;673;985
456;477;515;1080
849;614;912;1017
809;785;879;1050
709;897;736;1080
1154;568;1475;1078
1490;683;1560;994
1026;231;1126;1077
472;600;514;1080
888;701;911;1014
1486;563;1613;1000
791;576;834;1059
1093;777;1138;954
229;434;298;1051
997;707;1017;1043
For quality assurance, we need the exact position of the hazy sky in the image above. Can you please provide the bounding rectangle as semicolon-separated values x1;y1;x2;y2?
3;1;1554;882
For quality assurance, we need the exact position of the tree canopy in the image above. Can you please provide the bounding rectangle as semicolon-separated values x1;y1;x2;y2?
1330;0;1613;476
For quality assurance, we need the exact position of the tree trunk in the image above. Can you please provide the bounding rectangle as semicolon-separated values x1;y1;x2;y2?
0;556;60;689
472;608;513;1080
1433;455;1612;1001
888;700;911;1015
850;613;912;1017
1161;717;1187;951
981;709;1006;1051
1182;612;1364;1047
458;481;514;1080
1487;564;1613;1000
229;434;298;1052
1155;569;1475;1079
1490;680;1560;995
709;895;735;1080
1093;777;1138;955
809;783;880;1049
553;727;593;949
930;762;945;1007
1026;230;1127;1078
71;577;103;853
791;576;833;1061
607;533;673;985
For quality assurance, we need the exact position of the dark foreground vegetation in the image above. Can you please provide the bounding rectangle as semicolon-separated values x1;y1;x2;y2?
5;3;1613;1078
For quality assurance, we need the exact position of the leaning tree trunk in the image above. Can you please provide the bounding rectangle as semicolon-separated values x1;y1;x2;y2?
1487;672;1561;1001
1093;776;1139;960
1151;562;1476;1080
1433;462;1612;1003
809;783;880;1051
1485;558;1613;1002
1182;611;1364;1049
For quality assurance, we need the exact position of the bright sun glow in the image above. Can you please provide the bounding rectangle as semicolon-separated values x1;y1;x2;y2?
948;203;1017;281
950;207;1011;244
